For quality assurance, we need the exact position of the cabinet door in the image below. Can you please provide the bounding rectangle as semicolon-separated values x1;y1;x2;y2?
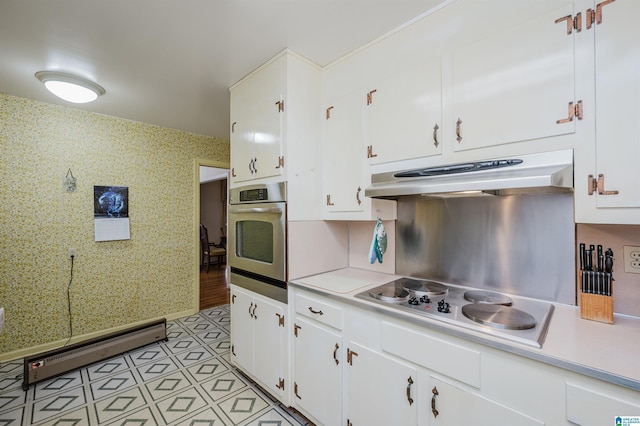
346;342;417;426
229;56;285;184
293;317;343;426
230;81;255;183
365;60;443;165
323;91;366;213
428;377;543;426
229;287;254;372
252;297;286;397
451;4;575;151
593;0;640;208
250;56;286;181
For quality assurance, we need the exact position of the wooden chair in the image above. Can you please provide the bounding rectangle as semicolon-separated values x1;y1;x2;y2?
200;224;226;272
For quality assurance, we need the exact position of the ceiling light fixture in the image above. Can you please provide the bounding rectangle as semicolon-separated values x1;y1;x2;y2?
35;71;105;104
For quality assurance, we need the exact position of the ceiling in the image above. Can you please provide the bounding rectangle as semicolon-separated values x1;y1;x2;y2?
0;0;447;140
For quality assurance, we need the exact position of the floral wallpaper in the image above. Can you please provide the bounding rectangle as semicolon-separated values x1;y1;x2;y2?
0;93;229;359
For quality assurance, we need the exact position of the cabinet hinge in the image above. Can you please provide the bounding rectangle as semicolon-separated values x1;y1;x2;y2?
366;89;377;105
588;174;619;196
556;100;583;124
555;12;582;34
276;377;285;390
294;382;301;399
347;348;358;365
276;313;285;327
275;156;284;169
275;100;284;112
326;106;334;119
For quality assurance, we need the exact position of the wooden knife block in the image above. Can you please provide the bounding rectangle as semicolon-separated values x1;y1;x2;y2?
579;271;614;324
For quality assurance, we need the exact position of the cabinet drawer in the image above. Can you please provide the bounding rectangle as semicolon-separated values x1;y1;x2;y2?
566;382;640;426
382;321;480;388
294;293;343;330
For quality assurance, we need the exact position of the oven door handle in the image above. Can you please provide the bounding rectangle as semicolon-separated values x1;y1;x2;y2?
229;207;283;215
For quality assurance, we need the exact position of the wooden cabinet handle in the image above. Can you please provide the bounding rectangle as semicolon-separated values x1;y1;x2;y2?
456;118;463;143
406;376;414;406
333;343;340;365
326;194;334;206
433;123;439;147
294;323;302;337
308;307;324;315
431;386;439;418
231;122;237;133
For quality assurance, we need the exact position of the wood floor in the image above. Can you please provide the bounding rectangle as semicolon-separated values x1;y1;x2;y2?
199;265;230;310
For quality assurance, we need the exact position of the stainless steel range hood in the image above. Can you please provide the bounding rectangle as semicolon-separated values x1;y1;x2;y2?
365;149;573;198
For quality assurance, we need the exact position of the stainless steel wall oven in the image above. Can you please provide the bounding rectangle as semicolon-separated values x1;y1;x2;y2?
228;182;287;303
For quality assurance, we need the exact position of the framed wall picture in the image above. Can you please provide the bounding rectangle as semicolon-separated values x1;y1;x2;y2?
94;185;130;241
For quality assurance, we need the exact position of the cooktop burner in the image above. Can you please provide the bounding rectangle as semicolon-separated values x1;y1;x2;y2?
463;290;512;306
369;286;410;302
354;277;554;348
402;278;448;297
461;304;536;330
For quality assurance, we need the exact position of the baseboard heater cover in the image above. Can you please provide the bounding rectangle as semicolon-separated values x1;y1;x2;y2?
22;318;168;390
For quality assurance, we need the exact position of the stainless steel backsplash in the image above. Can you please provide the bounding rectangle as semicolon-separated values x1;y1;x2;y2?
396;193;575;304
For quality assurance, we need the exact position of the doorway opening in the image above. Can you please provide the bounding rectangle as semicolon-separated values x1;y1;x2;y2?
196;162;230;311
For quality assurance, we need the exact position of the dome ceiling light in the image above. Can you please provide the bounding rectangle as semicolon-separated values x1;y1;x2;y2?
35;71;105;103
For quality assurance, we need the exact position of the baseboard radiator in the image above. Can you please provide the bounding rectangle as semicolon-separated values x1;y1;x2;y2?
22;318;167;390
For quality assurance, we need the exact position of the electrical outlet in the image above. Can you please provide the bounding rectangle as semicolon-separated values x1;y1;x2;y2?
68;248;77;258
623;246;640;274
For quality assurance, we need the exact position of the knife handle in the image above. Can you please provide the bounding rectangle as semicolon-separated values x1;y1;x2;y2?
579;243;585;270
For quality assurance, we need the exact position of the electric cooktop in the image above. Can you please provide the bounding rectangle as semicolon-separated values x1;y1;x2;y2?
355;277;554;348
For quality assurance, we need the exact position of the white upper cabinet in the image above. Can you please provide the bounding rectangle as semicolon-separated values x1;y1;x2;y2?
323;90;366;214
230;54;286;183
322;84;397;220
594;0;640;208
575;0;640;223
450;3;576;152
364;59;443;165
229;50;323;220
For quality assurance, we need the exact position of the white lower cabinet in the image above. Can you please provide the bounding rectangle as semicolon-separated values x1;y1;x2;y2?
346;342;418;426
290;289;639;425
292;317;342;426
229;285;288;402
426;375;544;425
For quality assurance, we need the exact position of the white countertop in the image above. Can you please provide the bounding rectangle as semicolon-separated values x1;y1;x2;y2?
292;267;640;391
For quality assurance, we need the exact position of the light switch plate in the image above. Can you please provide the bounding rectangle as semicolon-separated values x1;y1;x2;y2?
623;246;640;274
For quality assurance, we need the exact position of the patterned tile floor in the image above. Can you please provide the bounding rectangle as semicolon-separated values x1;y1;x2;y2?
0;305;312;425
